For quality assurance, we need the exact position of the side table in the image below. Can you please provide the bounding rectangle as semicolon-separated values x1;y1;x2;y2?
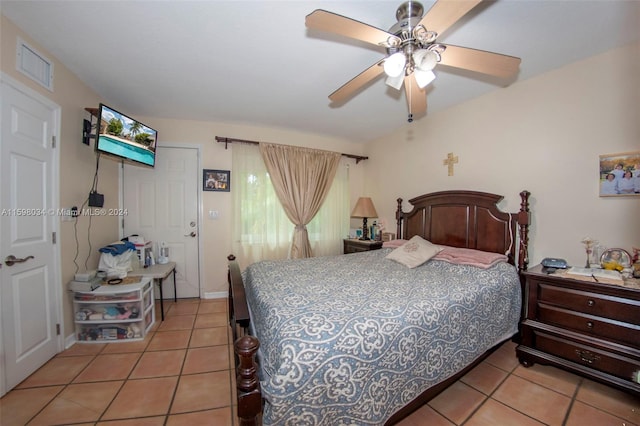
131;261;177;321
343;238;383;254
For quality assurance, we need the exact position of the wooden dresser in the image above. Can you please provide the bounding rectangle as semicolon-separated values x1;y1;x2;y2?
517;264;640;396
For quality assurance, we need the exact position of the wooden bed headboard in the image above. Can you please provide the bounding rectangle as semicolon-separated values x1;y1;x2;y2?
395;190;531;272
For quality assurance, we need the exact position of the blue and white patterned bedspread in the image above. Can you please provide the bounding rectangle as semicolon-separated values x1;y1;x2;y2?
243;248;521;425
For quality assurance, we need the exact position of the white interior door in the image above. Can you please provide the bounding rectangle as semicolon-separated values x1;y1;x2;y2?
0;75;61;396
123;146;200;298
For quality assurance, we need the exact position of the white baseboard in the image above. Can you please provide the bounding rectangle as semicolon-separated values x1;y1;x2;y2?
64;333;76;349
203;291;228;299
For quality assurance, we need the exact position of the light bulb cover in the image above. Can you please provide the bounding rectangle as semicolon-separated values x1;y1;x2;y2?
383;52;407;78
385;73;405;90
414;69;435;88
413;49;438;71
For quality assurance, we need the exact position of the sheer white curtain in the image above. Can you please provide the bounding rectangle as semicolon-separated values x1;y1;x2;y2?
232;143;350;266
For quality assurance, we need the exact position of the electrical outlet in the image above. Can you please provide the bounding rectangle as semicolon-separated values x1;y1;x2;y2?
61;207;77;222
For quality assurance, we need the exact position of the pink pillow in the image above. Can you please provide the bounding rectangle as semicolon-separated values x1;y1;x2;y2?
433;246;508;269
383;239;407;248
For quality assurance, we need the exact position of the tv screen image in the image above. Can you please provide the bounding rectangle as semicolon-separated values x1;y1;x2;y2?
96;104;157;167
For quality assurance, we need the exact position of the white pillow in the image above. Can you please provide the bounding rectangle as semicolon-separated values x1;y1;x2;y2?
385;235;442;268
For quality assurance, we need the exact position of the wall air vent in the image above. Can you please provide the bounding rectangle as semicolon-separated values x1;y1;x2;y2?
16;37;54;91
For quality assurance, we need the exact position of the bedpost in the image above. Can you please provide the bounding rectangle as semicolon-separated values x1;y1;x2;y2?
517;191;531;272
228;254;236;338
396;198;403;239
235;335;261;426
228;254;251;343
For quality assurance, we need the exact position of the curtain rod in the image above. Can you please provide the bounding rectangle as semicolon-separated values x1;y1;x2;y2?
215;136;368;164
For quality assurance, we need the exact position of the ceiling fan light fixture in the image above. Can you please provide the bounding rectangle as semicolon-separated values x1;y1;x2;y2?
414;69;435;88
383;52;407;78
305;0;521;121
385;73;405;90
413;49;438;71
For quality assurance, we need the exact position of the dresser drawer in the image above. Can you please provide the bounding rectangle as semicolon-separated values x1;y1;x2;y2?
534;330;640;384
520;266;640;396
538;303;640;346
343;239;383;254
345;245;368;253
538;283;640;325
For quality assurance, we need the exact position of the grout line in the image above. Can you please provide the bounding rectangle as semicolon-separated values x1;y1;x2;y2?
5;300;632;426
459;364;512;424
560;377;583;426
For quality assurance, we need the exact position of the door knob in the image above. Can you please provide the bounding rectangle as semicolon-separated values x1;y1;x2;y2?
5;255;35;266
184;232;196;237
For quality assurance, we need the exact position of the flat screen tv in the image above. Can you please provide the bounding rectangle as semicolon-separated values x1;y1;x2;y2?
95;103;157;167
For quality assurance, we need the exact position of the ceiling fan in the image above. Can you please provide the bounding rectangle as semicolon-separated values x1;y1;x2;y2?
305;0;521;122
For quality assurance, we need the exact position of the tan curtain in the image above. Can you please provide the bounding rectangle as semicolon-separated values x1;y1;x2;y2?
259;143;341;259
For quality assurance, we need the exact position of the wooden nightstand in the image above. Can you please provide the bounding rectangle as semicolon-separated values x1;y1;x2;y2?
517;264;640;396
343;239;383;254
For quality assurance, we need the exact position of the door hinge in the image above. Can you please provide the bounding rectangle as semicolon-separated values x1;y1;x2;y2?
52;135;56;148
52;231;56;244
56;324;60;335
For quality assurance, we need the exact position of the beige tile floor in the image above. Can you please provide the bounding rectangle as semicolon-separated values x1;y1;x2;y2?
1;298;638;425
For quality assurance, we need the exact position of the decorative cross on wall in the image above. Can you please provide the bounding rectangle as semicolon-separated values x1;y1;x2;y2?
443;152;459;176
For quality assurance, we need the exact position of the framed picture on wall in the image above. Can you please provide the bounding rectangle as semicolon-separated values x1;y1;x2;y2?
203;169;230;192
599;151;640;197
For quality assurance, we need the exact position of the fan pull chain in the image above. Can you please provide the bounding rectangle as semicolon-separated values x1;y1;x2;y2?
407;77;413;123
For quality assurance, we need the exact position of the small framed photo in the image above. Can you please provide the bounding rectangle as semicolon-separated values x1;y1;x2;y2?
203;169;230;192
382;232;396;242
600;248;632;269
599;151;640;197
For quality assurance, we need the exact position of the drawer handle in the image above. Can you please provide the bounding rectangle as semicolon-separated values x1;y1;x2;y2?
586;321;594;329
587;299;595;307
575;349;601;365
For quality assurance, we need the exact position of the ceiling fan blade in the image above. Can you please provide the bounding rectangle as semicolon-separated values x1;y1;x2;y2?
438;44;521;79
404;74;427;118
306;9;399;47
418;0;482;39
329;60;385;103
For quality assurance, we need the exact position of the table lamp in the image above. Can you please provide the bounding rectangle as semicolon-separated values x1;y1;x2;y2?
351;197;378;240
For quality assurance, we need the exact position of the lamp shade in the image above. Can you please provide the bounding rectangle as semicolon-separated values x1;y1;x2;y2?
351;197;378;218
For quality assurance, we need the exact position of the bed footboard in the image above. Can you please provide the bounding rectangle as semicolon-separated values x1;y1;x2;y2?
228;255;262;425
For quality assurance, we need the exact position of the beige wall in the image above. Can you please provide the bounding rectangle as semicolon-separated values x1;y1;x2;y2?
364;41;640;268
133;118;366;294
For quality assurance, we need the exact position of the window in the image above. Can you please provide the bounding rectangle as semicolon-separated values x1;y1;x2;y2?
232;143;349;265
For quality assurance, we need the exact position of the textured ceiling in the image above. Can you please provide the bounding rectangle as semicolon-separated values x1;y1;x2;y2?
2;1;639;142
